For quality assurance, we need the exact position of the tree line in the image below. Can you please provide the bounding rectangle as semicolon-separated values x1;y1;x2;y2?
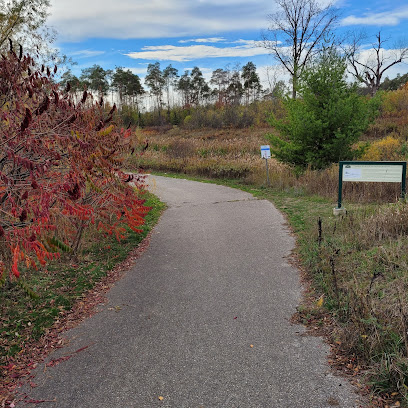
59;61;280;113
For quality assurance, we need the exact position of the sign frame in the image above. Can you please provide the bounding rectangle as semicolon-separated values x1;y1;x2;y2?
337;161;407;209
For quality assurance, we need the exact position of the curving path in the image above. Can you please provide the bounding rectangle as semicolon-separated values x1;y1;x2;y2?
17;176;363;407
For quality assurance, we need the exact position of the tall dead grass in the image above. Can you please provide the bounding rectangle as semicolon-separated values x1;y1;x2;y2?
127;126;406;208
315;203;408;400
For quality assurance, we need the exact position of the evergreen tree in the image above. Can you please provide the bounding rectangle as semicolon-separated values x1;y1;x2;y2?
145;62;165;112
268;49;380;171
80;64;111;97
163;64;179;111
242;62;261;104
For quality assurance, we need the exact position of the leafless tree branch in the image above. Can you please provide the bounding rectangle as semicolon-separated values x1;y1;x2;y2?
261;0;339;99
344;31;408;96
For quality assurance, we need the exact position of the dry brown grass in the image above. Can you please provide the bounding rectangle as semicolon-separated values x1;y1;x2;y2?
128;127;279;181
303;198;408;403
127;126;406;210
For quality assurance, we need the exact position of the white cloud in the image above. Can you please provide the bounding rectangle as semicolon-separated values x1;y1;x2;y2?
49;0;270;41
341;6;408;27
179;37;227;44
70;49;105;58
125;43;269;62
231;39;256;44
123;67;149;76
182;66;214;79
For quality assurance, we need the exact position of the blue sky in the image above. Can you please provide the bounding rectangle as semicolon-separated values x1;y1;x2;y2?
48;0;408;87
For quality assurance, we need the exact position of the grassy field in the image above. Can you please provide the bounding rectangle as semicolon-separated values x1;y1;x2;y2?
126;122;408;407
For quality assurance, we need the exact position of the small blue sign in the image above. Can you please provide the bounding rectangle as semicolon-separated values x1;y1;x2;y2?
260;145;271;159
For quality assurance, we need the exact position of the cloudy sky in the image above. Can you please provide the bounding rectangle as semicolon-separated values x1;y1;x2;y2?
48;0;408;86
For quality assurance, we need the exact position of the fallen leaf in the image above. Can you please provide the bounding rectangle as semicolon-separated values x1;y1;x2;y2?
158;396;164;401
46;355;71;367
250;344;254;348
315;295;324;308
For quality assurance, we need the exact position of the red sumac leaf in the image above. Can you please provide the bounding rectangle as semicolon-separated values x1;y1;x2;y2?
109;104;116;115
21;107;32;132
34;95;49;116
68;183;80;200
19;209;27;222
53;90;59;105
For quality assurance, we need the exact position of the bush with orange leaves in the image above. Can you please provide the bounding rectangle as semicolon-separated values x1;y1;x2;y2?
0;43;149;286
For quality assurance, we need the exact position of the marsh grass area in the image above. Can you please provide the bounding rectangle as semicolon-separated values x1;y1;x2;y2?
127;124;408;407
0;193;165;399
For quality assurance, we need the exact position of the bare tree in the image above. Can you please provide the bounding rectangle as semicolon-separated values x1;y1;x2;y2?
345;31;408;96
262;0;338;99
263;65;287;99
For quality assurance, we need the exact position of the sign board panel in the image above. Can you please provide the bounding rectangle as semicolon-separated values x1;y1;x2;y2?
260;145;271;159
343;164;403;183
336;161;407;210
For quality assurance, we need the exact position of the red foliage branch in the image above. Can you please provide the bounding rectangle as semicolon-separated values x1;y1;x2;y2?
0;45;149;284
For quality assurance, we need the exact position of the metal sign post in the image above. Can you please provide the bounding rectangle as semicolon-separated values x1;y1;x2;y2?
260;145;271;186
335;161;407;214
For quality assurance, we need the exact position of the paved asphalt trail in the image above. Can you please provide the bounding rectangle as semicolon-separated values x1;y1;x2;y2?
17;176;363;407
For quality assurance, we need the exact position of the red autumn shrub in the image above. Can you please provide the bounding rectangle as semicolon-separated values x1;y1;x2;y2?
0;45;149;283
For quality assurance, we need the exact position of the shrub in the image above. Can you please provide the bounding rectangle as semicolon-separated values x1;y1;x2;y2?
382;84;408;115
0;45;148;285
361;135;402;161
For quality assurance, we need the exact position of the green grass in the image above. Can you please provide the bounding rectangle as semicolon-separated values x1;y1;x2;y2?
0;192;165;369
